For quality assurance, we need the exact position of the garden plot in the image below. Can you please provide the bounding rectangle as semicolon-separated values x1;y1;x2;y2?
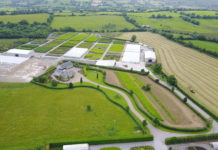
17;44;39;50
103;53;121;61
71;33;90;41
85;44;109;60
48;47;70;56
103;44;125;61
56;32;78;40
77;42;94;49
99;38;113;43
85;34;100;42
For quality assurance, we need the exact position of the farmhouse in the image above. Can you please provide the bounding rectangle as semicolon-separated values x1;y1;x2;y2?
57;61;73;70
63;144;89;150
122;44;141;63
54;61;75;81
4;49;34;57
63;47;89;58
144;51;156;64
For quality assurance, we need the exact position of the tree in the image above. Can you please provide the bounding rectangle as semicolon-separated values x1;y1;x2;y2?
80;77;83;84
183;97;188;103
152;63;162;74
131;35;136;42
126;106;130;112
153;118;160;126
19;20;29;25
51;80;58;87
96;73;99;79
130;90;134;95
86;105;92;112
142;84;151;91
69;82;73;88
142;120;147;126
167;75;177;87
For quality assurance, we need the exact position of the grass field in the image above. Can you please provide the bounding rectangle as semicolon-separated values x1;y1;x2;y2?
0;83;144;150
182;40;218;53
127;12;218;38
0;38;30;52
51;16;137;31
118;32;218;117
0;14;49;23
109;44;124;52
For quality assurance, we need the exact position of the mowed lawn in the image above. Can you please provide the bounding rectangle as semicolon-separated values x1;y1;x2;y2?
0;14;49;23
51;16;137;31
0;83;142;150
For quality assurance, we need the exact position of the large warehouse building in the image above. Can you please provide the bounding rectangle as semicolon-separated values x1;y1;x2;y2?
122;44;141;63
4;49;34;58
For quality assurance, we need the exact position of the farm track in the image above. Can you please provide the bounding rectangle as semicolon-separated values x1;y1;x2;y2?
117;32;218;116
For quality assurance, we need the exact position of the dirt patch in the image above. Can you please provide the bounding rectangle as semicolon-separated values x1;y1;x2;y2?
138;75;205;128
104;70;123;87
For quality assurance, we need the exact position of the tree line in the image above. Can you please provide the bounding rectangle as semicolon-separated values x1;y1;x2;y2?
180;12;218;19
180;15;200;25
149;14;173;19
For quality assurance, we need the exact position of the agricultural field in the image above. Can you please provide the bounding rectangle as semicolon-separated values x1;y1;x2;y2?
0;14;49;23
55;32;78;40
85;34;100;42
0;38;30;52
49;47;70;56
0;83;145;150
108;44;125;52
47;40;65;47
17;44;39;50
103;54;121;61
51;15;137;31
182;40;218;53
34;46;52;53
127;12;218;38
71;33;90;41
99;38;113;43
77;42;94;48
117;32;218;117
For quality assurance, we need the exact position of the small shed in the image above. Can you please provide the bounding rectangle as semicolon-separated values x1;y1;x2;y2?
210;142;218;150
144;51;156;64
63;144;89;150
4;49;34;57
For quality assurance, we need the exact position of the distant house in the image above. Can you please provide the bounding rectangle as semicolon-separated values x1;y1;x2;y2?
54;61;75;81
63;144;89;150
141;25;151;29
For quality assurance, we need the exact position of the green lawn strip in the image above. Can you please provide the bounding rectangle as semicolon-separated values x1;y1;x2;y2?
31;39;48;45
131;74;177;123
100;147;121;150
77;42;94;48
0;82;146;150
47;40;65;47
61;40;80;47
182;40;218;53
109;44;124;52
85;53;102;60
99;38;113;43
85;34;100;42
70;33;90;41
115;72;163;120
113;40;126;45
17;44;39;50
103;54;121;61
56;32;78;40
34;46;52;53
96;44;109;48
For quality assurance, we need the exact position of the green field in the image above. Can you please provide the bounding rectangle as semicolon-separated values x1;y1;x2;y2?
85;34;100;42
0;38;30;52
71;33;90;41
109;44;124;52
35;46;52;53
17;44;39;50
85;53;102;60
56;32;78;40
0;14;49;23
182;40;218;53
113;40;126;45
127;12;218;37
0;83;144;150
77;42;94;48
47;40;65;47
51;16;137;31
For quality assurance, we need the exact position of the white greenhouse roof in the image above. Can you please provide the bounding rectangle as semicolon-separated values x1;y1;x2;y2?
96;60;116;67
125;44;141;52
0;55;29;64
6;49;34;55
63;48;88;58
144;51;156;59
63;144;89;150
122;44;141;63
210;142;218;149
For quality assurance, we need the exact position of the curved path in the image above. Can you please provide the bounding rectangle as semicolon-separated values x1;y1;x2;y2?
58;69;217;150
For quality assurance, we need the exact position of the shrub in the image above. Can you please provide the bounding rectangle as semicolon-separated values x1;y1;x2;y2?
131;35;137;42
80;77;83;84
51;80;58;87
152;63;162;74
38;76;48;83
142;84;151;91
86;105;92;112
167;75;177;86
69;83;74;88
142;120;147;126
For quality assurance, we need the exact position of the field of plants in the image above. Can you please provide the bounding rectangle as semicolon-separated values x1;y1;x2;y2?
0;14;49;23
0;38;30;52
0;82;145;150
51;15;137;31
118;32;218;117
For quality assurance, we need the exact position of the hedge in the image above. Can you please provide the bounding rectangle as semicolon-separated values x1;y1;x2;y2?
165;133;218;145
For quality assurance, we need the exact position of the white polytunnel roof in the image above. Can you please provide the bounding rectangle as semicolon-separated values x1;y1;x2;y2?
144;51;156;59
0;55;29;64
63;48;88;58
6;49;34;55
96;60;116;67
122;44;141;63
210;142;218;149
63;144;89;150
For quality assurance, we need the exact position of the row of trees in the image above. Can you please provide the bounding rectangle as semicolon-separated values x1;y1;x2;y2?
0;9;49;15
180;12;218;19
180;16;200;25
0;20;51;38
149;14;173;19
